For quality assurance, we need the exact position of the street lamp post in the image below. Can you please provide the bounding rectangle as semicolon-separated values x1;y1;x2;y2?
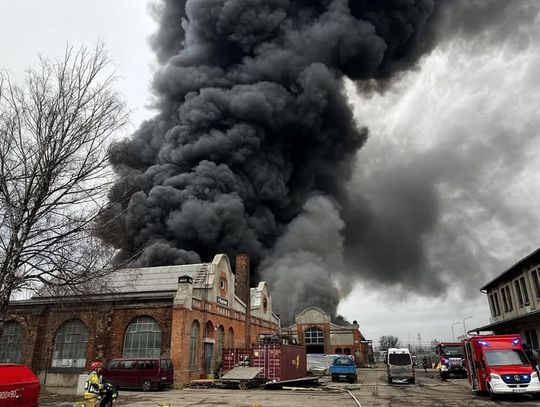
462;316;473;338
451;321;460;341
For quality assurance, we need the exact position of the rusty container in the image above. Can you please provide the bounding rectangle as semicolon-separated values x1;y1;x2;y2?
221;348;253;373
252;344;307;382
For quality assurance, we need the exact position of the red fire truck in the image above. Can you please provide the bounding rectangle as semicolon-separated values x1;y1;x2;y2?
463;334;540;399
436;342;466;380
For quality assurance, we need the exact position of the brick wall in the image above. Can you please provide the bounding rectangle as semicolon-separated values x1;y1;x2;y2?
4;296;279;388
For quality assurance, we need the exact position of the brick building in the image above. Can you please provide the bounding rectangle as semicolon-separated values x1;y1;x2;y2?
0;254;280;387
284;306;370;366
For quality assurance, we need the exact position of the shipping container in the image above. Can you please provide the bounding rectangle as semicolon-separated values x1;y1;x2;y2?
252;344;307;382
221;348;253;374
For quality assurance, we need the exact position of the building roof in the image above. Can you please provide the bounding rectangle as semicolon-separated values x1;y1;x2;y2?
472;308;540;333
106;263;212;293
480;247;540;291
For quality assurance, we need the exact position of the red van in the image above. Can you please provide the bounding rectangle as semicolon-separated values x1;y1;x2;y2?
0;364;40;407
101;357;173;391
463;334;540;399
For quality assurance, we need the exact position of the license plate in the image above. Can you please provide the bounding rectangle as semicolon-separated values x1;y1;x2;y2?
512;388;527;393
339;375;346;378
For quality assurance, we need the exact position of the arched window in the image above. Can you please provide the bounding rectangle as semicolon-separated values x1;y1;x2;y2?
304;327;324;344
216;325;224;358
189;320;200;366
0;321;23;363
227;327;234;348
52;319;89;368
204;321;214;339
304;327;325;354
123;316;162;357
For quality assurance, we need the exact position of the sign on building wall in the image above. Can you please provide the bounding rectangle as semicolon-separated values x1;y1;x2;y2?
217;296;228;306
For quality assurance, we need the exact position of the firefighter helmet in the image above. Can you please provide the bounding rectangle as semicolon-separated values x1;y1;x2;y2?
90;361;103;370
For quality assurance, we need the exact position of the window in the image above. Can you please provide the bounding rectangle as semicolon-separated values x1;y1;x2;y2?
52;319;89;368
304;327;324;344
227;327;234;348
532;269;540;299
520;277;530;305
515;280;524;306
0;321;23;363
489;293;501;316
190;320;200;366
123;316;162;357
493;292;501;315
504;285;513;311
216;326;224;359
160;359;173;369
501;288;509;313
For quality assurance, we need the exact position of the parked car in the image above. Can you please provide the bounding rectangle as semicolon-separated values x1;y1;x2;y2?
329;355;357;383
0;363;40;407
101;357;173;391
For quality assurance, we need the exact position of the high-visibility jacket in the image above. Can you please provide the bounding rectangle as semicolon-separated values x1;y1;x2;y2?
84;371;103;400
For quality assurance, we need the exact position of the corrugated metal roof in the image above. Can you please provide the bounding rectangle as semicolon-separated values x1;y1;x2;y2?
107;263;212;293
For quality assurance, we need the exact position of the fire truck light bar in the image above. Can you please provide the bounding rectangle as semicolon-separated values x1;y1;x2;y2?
477;340;489;346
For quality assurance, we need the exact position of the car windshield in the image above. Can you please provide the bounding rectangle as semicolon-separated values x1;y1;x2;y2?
484;350;529;366
389;353;412;366
334;357;354;365
442;346;463;358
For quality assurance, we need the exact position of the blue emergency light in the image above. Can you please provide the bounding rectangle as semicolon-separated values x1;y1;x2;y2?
477;340;489;346
512;338;521;345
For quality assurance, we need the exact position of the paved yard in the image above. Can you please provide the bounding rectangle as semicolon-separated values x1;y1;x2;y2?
41;368;540;407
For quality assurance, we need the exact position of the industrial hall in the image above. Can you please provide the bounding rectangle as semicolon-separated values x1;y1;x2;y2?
285;306;371;366
0;254;280;387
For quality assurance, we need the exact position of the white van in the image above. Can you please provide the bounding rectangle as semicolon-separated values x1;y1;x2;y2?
386;348;415;384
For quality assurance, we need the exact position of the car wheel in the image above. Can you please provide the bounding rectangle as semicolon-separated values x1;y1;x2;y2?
142;379;152;392
387;376;392;384
331;375;336;382
488;383;497;400
409;378;415;384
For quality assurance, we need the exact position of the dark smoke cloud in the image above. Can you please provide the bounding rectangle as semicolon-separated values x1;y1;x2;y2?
344;0;540;301
98;0;443;323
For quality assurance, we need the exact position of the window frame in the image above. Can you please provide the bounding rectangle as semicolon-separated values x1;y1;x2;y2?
189;320;200;367
515;279;524;306
51;319;89;369
304;327;324;344
504;285;513;311
123;316;163;358
532;269;540;299
0;321;23;364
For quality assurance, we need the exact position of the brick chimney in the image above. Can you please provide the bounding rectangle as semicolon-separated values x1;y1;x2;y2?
235;254;251;347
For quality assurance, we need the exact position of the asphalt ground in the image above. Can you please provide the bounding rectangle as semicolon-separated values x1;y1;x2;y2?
41;368;540;407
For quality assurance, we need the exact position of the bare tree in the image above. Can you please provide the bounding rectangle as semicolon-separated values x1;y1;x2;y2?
379;335;400;350
0;44;128;316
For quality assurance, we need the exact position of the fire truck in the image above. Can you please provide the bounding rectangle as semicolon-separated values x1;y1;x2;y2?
436;342;467;380
463;334;540;399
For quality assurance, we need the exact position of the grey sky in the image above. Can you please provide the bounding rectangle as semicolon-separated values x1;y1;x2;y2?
1;0;538;346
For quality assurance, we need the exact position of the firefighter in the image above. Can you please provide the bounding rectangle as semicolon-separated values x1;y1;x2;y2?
84;361;104;407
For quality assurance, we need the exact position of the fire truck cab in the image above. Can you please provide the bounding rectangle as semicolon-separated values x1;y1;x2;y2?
436;342;466;380
463;334;540;399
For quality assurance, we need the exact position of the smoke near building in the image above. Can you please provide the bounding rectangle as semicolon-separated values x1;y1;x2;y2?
96;0;539;323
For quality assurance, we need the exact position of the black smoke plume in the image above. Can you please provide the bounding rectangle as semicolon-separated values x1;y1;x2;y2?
98;0;441;324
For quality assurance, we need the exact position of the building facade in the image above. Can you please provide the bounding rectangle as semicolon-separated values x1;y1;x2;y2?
475;248;540;350
284;306;370;366
0;254;279;387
